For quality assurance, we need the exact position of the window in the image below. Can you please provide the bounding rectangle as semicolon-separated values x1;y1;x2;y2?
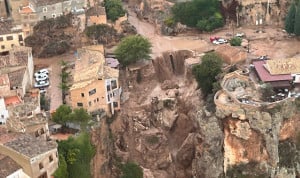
89;101;92;106
1;45;4;49
94;99;96;103
43;7;47;12
111;80;117;89
19;34;23;41
106;85;111;91
6;36;13;41
81;93;84;97
113;102;118;108
49;155;53;162
39;163;44;170
11;44;14;48
0;37;3;41
97;98;99;102
40;128;45;134
89;89;96;96
107;95;110;102
77;102;83;107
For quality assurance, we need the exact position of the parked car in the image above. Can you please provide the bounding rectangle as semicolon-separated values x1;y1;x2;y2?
212;38;228;45
35;74;48;82
210;37;219;42
236;33;245;37
34;80;49;88
34;69;49;77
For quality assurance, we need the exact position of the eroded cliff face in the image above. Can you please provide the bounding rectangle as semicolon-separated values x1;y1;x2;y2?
217;97;300;177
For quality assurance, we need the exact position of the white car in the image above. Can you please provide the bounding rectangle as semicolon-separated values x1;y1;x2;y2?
35;74;48;82
236;33;245;37
34;80;49;88
213;39;227;45
34;69;49;77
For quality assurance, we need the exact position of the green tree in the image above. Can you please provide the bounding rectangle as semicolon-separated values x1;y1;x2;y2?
57;133;95;178
121;162;143;178
115;35;152;66
192;52;223;96
52;105;72;126
172;0;222;30
53;154;68;178
69;108;92;130
104;0;125;21
196;12;224;32
294;1;300;35
230;37;242;46
285;3;296;34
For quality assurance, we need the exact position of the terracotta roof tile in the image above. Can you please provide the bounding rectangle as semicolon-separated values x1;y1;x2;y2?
266;58;300;75
253;60;292;82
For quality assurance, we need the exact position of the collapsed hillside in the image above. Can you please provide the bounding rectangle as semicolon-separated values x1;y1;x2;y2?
92;49;300;178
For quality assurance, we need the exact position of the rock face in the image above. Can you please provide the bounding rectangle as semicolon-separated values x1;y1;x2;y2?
217;98;299;176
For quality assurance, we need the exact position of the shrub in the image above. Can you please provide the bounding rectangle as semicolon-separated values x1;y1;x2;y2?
192;52;223;96
121;162;143;178
230;37;242;46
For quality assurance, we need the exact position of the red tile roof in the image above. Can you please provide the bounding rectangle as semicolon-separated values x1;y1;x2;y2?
4;96;22;106
253;60;293;82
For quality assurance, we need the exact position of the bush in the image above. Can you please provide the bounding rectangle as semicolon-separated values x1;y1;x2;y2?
57;132;96;178
164;17;176;27
226;161;269;178
104;0;126;22
192;52;223;96
172;0;223;29
121;162;143;178
196;12;224;32
230;37;242;46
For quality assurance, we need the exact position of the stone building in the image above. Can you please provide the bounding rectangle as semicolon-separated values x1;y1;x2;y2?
86;6;107;26
0;153;30;178
0;21;25;53
69;45;121;115
0;134;58;178
0;46;33;98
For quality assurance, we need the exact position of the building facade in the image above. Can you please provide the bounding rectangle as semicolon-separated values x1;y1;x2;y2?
69;45;121;115
0;134;58;178
0;21;25;53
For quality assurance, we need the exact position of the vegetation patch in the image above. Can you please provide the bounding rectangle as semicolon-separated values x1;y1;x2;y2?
25;14;73;57
54;132;96;178
120;162;143;178
115;35;152;66
226;161;269;178
145;135;160;145
229;37;242;46
104;0;126;22
171;0;224;31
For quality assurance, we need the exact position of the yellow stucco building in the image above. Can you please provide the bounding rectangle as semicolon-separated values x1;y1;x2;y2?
70;45;121;115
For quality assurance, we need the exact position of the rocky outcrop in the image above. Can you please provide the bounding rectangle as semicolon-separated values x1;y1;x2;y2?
218;97;299;176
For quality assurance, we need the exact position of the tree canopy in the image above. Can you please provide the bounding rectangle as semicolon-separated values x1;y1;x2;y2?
104;0;126;22
192;52;223;96
285;1;300;35
52;105;91;128
54;132;95;178
171;0;223;31
115;35;152;66
230;37;242;46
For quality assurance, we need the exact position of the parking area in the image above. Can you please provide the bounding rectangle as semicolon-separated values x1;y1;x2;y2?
34;52;75;113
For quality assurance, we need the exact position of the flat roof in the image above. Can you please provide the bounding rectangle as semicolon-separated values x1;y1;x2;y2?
266;58;300;75
253;60;292;82
4;134;57;158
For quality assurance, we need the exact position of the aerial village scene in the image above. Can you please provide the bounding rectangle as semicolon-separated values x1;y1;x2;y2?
1;0;300;177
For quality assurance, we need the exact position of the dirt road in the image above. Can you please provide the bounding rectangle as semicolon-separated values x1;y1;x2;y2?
127;9;212;58
127;8;300;60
